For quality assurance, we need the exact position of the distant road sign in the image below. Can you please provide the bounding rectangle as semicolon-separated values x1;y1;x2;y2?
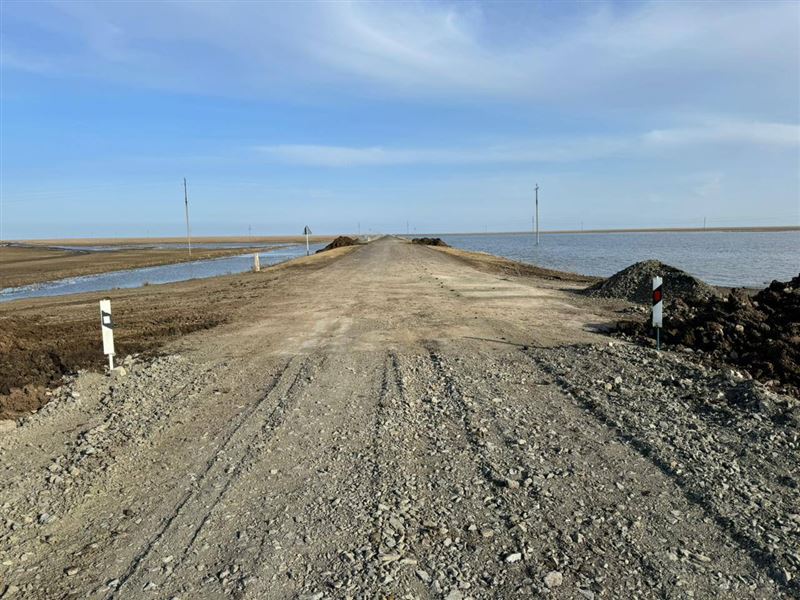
303;226;312;255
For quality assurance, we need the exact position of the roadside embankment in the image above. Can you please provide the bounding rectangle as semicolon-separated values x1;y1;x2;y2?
430;244;599;283
0;246;356;420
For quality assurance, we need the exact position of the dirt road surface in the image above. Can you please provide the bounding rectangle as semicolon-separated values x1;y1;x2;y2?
0;237;797;599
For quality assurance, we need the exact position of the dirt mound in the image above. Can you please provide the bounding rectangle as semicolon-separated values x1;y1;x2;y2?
617;274;800;393
0;310;224;420
316;236;359;253
412;237;449;247
587;260;717;304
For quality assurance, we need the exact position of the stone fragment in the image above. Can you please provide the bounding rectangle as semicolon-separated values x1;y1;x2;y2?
544;571;563;588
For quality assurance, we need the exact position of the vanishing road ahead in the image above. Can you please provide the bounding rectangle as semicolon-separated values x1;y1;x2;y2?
1;237;795;599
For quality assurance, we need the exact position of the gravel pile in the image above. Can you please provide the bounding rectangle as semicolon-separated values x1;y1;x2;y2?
411;238;450;247
586;260;717;305
618;274;800;393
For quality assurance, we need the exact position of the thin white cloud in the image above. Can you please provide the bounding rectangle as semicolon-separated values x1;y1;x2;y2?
254;139;631;167
643;121;800;147
2;1;797;110
256;120;799;167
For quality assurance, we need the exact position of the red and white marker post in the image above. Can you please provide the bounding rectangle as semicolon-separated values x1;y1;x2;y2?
652;276;663;350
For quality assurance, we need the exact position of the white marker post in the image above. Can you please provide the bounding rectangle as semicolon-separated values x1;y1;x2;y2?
652;276;663;350
253;253;261;272
100;299;115;371
303;225;312;256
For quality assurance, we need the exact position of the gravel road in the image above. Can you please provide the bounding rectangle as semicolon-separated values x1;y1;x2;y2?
0;237;797;599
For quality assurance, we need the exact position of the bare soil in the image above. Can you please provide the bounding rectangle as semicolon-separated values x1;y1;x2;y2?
0;242;324;289
0;238;796;599
617;275;800;394
316;236;360;253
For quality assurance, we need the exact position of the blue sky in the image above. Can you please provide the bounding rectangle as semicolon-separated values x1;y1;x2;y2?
1;0;799;238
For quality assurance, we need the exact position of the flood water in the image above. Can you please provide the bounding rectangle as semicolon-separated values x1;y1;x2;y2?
0;244;323;303
432;230;799;288
11;242;293;252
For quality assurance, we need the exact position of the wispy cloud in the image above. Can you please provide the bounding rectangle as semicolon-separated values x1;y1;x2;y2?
3;1;797;111
643;121;799;147
254;139;630;167
256;120;799;167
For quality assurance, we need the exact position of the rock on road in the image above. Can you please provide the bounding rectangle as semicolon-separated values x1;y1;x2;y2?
0;237;797;599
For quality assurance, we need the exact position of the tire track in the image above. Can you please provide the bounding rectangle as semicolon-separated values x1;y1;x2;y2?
450;349;672;598
111;356;306;598
527;346;798;597
423;347;531;578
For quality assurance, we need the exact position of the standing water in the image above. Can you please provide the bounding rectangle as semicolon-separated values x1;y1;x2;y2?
0;244;324;303
434;231;799;288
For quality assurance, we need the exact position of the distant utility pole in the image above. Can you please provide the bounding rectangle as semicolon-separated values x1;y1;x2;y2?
535;183;540;246
358;222;360;236
183;177;192;257
703;217;707;230
406;220;409;235
249;224;252;239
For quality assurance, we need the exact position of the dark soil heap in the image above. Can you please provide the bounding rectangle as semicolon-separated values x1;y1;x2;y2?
412;237;449;247
618;274;800;393
316;236;359;253
587;260;717;305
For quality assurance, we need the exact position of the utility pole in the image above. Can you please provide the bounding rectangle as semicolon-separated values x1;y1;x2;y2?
406;220;409;236
184;178;192;258
703;217;707;231
535;183;540;246
358;222;360;236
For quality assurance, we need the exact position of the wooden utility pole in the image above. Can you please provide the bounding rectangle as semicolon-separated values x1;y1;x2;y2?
184;178;192;258
535;184;540;246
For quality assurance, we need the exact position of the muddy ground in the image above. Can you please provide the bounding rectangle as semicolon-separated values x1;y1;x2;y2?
0;250;347;419
0;237;797;599
0;237;333;289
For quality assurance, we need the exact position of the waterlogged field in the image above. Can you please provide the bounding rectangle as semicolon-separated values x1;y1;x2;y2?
433;230;800;288
0;244;324;303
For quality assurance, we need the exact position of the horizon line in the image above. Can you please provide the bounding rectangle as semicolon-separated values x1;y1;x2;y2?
5;224;799;243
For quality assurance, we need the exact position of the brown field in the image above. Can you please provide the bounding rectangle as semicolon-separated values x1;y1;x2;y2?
0;236;334;289
12;235;334;246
